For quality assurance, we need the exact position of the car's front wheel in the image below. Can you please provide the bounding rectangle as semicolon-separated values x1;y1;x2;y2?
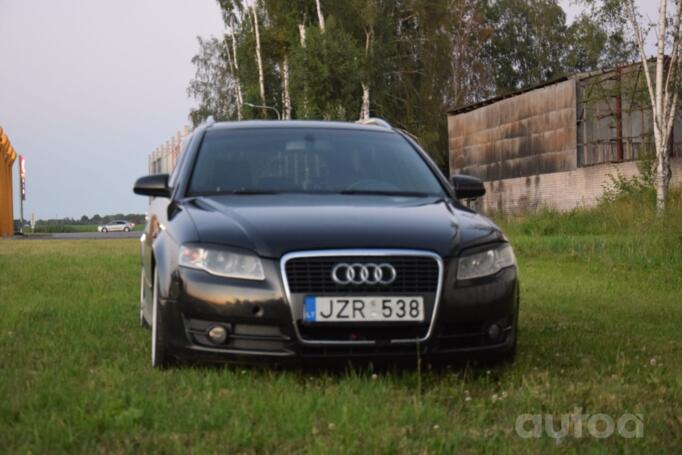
101;227;108;233
124;227;130;232
151;268;174;369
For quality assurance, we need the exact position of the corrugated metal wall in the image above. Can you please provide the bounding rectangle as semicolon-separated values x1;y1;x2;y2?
577;65;682;165
448;79;578;181
448;64;682;188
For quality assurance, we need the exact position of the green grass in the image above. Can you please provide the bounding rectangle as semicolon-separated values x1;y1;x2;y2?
1;205;681;452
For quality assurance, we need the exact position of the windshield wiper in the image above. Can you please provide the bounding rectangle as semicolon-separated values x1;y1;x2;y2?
338;189;433;197
230;189;283;195
190;189;283;196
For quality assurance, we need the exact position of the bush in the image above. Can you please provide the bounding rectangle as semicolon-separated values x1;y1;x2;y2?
495;188;682;239
599;150;656;206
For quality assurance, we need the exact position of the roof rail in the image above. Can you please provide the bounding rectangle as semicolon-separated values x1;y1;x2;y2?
198;115;215;129
355;117;392;129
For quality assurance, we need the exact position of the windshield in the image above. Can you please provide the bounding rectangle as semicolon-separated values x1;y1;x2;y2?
187;128;445;197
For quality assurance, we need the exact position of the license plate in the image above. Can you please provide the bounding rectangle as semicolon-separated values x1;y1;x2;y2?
303;296;424;322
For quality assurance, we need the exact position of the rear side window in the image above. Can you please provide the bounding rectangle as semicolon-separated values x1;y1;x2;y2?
187;128;444;196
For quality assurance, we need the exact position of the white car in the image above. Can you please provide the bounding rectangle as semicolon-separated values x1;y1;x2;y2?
97;220;135;233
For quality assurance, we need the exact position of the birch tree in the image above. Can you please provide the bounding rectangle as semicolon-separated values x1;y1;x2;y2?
356;2;376;120
251;2;267;116
263;0;299;120
315;0;326;33
187;37;237;125
227;20;244;119
625;0;681;214
218;0;245;119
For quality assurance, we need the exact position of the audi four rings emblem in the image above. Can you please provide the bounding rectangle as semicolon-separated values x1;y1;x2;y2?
331;263;397;285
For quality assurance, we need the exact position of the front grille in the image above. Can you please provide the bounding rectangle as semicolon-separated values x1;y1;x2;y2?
285;256;439;294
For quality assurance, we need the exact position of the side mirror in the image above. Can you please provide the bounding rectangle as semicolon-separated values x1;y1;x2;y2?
133;174;170;198
451;174;486;199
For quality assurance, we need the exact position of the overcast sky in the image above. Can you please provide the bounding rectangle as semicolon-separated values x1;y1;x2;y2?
1;0;224;219
0;0;659;219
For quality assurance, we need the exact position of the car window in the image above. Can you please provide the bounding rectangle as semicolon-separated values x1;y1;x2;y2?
187;128;444;196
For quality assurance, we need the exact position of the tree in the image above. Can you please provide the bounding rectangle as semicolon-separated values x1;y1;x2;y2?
485;0;569;93
263;0;307;120
571;1;636;70
347;0;377;119
187;36;237;125
289;17;361;120
315;0;325;32
485;0;633;94
224;3;245;119
251;2;267;115
188;0;632;174
625;0;681;214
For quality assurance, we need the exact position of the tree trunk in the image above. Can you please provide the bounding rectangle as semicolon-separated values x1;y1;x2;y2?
655;136;672;213
230;19;243;120
282;56;292;120
225;35;242;120
252;4;266;116
298;23;309;118
654;0;667;213
315;0;325;33
360;29;372;120
626;0;681;215
360;83;370;120
299;23;306;47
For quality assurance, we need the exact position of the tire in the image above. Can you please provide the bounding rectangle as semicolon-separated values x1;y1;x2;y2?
151;268;174;369
102;227;108;233
139;270;150;328
124;227;130;232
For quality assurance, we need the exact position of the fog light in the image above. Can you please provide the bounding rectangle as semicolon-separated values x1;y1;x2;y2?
207;325;228;344
487;323;502;341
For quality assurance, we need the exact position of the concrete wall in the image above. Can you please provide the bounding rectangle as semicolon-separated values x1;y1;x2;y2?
480;157;682;214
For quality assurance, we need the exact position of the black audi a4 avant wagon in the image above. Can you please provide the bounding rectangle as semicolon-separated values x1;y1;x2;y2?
133;118;519;368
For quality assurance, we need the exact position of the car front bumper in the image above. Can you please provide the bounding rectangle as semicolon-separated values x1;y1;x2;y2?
157;258;519;366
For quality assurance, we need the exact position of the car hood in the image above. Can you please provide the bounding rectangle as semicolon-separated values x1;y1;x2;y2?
183;194;503;258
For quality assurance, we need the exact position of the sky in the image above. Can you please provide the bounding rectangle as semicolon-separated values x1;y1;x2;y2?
1;0;224;219
0;0;660;220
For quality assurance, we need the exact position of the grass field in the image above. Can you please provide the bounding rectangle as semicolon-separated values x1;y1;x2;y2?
1;202;681;452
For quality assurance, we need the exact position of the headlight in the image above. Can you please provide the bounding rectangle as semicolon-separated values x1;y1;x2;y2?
457;244;516;280
179;245;265;280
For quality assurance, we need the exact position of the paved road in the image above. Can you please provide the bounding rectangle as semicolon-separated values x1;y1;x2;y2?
14;231;142;240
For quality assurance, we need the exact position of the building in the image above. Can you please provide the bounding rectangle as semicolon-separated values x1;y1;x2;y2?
0;127;17;237
448;63;682;214
149;126;191;175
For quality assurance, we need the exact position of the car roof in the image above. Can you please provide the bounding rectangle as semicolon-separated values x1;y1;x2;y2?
207;120;396;133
